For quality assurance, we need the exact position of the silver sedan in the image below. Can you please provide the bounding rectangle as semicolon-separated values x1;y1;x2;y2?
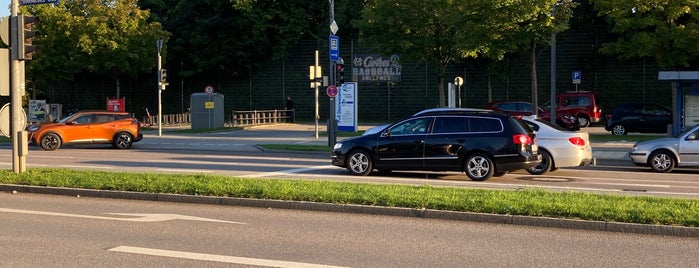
522;118;594;175
629;124;699;172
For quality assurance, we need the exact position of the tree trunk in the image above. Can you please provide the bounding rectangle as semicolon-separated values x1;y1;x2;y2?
115;77;121;99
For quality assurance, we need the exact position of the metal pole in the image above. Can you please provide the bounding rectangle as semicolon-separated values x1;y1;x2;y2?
327;0;336;147
315;50;319;139
10;0;26;173
157;40;162;136
550;32;557;124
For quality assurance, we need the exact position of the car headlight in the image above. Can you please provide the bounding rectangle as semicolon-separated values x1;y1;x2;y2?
26;125;39;132
333;143;342;150
563;114;575;120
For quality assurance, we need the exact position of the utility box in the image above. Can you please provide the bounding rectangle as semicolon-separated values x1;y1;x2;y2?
190;93;224;129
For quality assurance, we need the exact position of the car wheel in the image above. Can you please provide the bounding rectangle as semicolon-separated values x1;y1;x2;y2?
112;132;134;149
577;116;590;128
611;124;627;135
346;150;373;176
526;150;553;175
39;133;62;151
464;153;494;181
649;150;675;173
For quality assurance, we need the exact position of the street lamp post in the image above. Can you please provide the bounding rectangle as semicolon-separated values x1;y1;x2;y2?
157;39;163;136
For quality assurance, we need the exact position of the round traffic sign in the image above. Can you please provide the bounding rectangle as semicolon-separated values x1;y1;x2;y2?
326;86;338;97
204;85;214;94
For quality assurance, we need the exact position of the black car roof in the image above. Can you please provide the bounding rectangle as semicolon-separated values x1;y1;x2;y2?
413;108;503;117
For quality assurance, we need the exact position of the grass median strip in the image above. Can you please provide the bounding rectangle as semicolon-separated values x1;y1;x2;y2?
1;168;698;227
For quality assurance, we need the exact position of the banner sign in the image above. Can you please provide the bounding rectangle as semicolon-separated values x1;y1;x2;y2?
335;82;358;132
352;54;401;83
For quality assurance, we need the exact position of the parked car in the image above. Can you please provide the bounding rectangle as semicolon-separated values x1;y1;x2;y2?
26;110;143;151
541;91;603;128
604;103;672;135
521;117;594;175
486;101;580;131
628;124;699;173
331;108;541;181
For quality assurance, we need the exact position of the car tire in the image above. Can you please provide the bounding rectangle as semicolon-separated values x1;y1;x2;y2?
464;153;494;181
611;124;627;135
112;132;134;149
346;150;373;176
649;150;675;173
526;150;553;175
577;115;590;128
40;133;62;151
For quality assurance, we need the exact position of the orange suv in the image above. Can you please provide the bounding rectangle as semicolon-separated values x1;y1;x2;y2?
27;110;143;150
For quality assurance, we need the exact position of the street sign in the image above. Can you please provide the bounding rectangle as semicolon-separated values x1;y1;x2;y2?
326;85;338;97
204;85;214;94
329;35;339;61
20;0;59;5
572;71;581;84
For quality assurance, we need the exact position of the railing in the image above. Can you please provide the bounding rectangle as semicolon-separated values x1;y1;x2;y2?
231;109;294;127
141;109;294;127
141;113;191;127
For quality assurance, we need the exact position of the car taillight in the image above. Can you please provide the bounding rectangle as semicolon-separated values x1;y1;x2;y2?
513;134;533;145
569;137;585;146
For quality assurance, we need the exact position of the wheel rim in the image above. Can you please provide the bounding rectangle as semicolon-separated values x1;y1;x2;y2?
115;133;132;148
612;125;625;135
578;117;590;127
467;156;490;179
349;153;369;174
41;135;58;150
529;153;550;173
652;153;672;171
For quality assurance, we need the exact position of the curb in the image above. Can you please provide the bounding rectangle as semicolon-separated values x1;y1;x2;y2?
2;184;697;238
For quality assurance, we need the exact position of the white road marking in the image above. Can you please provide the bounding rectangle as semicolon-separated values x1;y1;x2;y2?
108;246;350;268
0;208;244;224
242;165;336;178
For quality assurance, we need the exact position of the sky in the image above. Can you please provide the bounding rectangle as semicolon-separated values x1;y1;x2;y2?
1;0;10;17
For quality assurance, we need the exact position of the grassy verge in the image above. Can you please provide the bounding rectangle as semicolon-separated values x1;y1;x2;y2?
1;168;698;227
589;134;665;143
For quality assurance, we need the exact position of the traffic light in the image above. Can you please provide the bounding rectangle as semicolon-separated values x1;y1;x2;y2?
335;62;345;86
13;15;39;61
159;68;167;82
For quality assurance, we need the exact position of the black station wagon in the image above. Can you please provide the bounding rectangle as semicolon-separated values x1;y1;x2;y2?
331;108;541;181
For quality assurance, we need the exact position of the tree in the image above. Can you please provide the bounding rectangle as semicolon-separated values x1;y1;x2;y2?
25;0;168;98
592;0;699;69
356;0;483;107
355;0;576;108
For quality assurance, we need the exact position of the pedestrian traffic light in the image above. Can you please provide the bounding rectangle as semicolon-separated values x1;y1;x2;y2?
335;62;344;86
13;15;39;61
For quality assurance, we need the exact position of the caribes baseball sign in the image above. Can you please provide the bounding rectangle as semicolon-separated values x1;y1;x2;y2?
352;54;402;83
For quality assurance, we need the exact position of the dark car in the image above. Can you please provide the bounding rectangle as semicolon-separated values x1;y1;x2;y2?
486;101;580;131
604;103;672;135
331;108;541;181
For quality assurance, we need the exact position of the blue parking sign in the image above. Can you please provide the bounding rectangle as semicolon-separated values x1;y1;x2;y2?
329;35;339;61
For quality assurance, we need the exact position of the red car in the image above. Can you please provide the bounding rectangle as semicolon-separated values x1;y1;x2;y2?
486;101;580;131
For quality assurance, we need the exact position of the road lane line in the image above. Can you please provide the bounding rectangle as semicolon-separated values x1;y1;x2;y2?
0;208;244;223
108;246;350;268
242;165;336;178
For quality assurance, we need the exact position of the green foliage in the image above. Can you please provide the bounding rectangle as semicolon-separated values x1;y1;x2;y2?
2;168;698;227
592;0;699;69
356;0;577;107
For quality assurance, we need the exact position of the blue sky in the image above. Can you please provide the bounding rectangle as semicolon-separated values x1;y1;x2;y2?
1;0;10;17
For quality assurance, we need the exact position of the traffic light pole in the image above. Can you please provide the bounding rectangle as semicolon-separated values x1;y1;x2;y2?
10;0;26;173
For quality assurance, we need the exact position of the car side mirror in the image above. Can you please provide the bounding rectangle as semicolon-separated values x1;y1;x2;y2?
687;133;697;141
381;130;391;138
